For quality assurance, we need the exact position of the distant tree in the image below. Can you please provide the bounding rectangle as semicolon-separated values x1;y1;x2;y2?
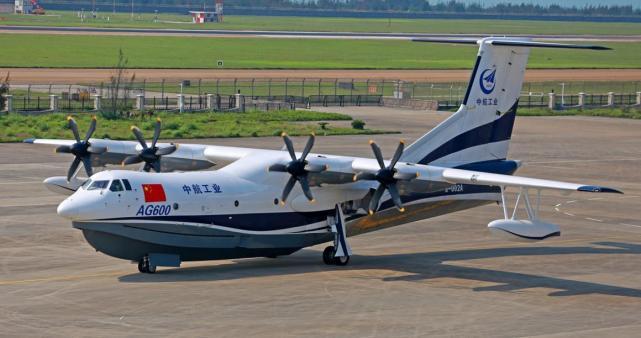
105;49;136;119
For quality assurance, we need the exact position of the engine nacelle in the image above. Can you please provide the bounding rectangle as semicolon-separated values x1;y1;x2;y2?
44;176;85;196
488;219;560;242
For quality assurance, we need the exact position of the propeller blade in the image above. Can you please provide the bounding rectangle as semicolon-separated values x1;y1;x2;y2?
130;126;148;149
67;116;81;143
300;133;315;161
369;140;386;169
155;144;177;156
281;133;297;161
268;163;288;172
304;163;326;173
142;162;153;172
87;146;107;154
368;184;386;215
151;160;162;173
152;118;162;149
281;176;297;203
387;183;405;212
298;176;314;202
81;156;93;177
67;157;81;181
353;172;377;181
122;155;143;166
389;140;405;169
55;145;72;154
84;116;97;142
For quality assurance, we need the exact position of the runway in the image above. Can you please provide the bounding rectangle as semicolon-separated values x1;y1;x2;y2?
1;25;641;41
1;107;641;336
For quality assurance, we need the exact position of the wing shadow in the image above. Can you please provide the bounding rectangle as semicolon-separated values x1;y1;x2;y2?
118;241;641;298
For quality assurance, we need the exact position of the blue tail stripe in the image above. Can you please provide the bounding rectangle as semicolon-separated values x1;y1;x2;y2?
418;101;518;165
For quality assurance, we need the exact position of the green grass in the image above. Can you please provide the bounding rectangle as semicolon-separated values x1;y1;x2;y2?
518;107;641;119
0;110;394;142
0;34;639;69
2;11;641;35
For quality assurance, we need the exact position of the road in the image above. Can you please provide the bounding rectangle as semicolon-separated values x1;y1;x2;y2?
1;25;641;41
1;106;641;336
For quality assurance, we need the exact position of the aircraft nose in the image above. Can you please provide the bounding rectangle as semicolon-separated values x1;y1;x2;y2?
57;198;79;219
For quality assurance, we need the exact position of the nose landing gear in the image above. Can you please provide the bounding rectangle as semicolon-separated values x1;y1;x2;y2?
137;255;157;274
323;246;350;266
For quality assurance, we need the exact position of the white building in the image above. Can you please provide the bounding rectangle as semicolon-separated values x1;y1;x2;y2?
14;0;33;14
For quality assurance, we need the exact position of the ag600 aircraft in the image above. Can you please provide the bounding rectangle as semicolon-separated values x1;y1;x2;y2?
26;38;620;274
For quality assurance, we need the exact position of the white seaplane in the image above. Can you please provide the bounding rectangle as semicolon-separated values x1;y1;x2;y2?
25;37;620;273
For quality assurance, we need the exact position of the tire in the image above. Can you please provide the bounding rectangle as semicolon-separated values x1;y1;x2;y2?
147;264;157;274
137;259;148;273
322;246;335;265
333;255;350;266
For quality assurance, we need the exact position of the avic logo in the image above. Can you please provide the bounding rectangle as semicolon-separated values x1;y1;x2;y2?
479;68;496;94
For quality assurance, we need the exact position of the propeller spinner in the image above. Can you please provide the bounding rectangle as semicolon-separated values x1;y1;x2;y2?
122;118;177;173
354;140;417;215
269;133;327;205
55;116;107;181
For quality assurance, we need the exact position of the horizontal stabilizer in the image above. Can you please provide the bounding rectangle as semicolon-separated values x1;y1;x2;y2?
412;38;611;50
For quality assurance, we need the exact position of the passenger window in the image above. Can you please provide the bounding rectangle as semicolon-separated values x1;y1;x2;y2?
87;180;109;190
122;179;132;191
109;180;124;192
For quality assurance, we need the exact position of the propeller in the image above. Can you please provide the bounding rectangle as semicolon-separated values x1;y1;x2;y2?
268;133;327;204
354;140;417;215
55;115;107;181
121;118;177;173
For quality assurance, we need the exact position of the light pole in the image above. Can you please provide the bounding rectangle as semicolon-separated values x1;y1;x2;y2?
131;0;134;20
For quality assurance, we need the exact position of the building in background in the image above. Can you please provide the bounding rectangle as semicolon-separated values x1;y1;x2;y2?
14;0;32;14
189;0;223;24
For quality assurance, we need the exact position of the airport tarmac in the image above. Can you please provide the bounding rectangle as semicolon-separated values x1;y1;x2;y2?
1;107;641;337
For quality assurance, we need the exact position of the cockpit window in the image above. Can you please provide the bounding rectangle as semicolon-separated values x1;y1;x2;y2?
81;179;92;189
87;180;109;190
122;179;132;191
109;180;124;192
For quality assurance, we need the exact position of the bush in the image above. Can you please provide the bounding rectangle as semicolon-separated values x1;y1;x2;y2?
351;119;366;130
165;121;180;130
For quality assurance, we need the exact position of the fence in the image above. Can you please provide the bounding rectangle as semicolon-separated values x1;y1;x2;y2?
2;79;640;113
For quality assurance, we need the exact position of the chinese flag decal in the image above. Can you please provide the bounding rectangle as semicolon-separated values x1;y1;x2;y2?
142;184;166;203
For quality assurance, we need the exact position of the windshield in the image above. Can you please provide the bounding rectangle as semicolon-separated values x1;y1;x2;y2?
87;180;110;190
81;179;92;189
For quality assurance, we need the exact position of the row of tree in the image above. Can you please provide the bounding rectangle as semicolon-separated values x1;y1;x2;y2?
48;0;641;17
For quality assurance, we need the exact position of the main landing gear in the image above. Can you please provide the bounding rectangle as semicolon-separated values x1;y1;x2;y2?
323;246;350;266
137;255;157;274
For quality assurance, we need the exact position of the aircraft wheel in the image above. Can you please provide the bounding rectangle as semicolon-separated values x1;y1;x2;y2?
322;246;335;265
137;259;148;273
333;255;350;266
147;264;157;274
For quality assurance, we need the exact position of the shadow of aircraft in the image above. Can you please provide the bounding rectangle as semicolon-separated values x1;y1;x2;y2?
119;241;641;298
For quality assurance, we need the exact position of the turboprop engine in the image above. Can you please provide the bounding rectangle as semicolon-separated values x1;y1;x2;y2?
488;219;560;242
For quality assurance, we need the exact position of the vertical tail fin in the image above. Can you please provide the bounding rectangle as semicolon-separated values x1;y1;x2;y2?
401;38;609;171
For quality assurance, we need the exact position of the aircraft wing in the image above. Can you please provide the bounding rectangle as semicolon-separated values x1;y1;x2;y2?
439;168;622;193
351;160;622;194
24;138;214;172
